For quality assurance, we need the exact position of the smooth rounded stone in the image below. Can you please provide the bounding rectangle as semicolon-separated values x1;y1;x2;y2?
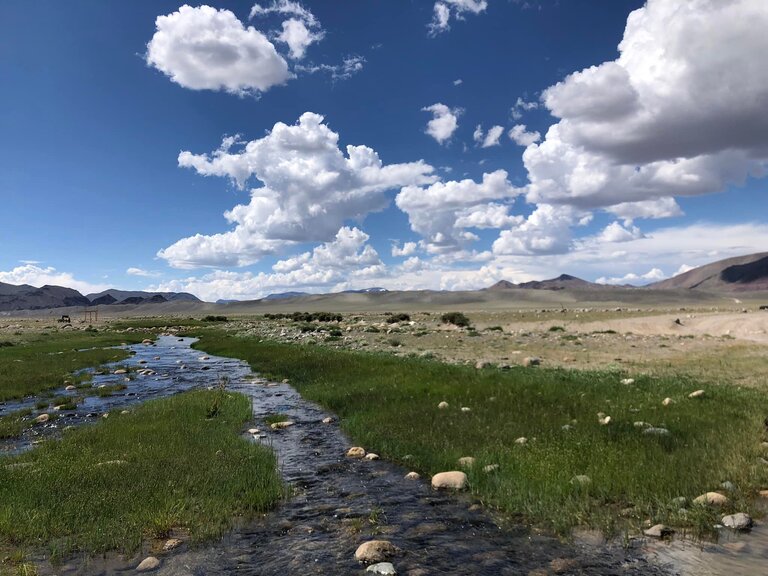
522;356;541;367
460;406;471;412
142;339;153;345
644;524;674;538
346;447;366;458
153;356;161;361
114;369;127;375
136;556;160;572
199;356;210;361
483;464;499;473
247;428;259;434
720;480;736;492
662;397;674;406
643;427;671;436
35;413;50;423
120;410;130;415
620;378;635;385
688;389;705;399
571;475;591;486
693;492;729;506
598;415;612;425
633;421;651;428
457;456;475;468
514;437;527;445
759;490;768;499
366;562;397;575
270;421;295;430
365;453;380;461
162;538;183;552
65;385;77;391
437;401;449;410
475;361;489;370
404;472;421;480
354;540;399;564
722;512;753;530
431;471;468;490
321;416;334;424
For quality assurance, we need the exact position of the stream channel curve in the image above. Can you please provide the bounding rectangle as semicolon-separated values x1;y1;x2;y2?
3;335;683;575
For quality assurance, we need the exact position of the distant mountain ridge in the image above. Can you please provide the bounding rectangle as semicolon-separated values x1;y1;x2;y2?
487;274;604;291
85;289;200;303
649;252;768;292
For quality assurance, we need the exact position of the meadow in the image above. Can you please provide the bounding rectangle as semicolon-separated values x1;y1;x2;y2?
194;329;768;536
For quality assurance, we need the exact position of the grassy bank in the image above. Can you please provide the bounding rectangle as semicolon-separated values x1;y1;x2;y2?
0;390;282;559
0;331;151;401
194;331;768;535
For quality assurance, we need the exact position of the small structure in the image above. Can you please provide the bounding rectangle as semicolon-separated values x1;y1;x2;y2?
83;309;98;323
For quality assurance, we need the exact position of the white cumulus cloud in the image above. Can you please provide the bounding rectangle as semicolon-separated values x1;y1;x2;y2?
422;103;461;145
145;5;292;96
161;112;436;268
392;242;418;257
508;124;540;147
250;1;324;60
474;125;504;148
428;0;488;36
524;0;768;210
126;267;161;278
596;268;666;286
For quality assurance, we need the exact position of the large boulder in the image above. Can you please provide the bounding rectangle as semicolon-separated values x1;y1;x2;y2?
355;540;399;564
431;471;468;490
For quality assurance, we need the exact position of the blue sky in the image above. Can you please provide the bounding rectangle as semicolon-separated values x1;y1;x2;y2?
1;0;767;301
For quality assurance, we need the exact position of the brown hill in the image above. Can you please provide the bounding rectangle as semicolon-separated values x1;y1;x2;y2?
488;274;604;291
649;252;768;292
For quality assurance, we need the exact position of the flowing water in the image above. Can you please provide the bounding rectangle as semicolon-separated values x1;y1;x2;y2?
4;336;764;575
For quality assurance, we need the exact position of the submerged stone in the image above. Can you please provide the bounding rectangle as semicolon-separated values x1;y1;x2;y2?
136;556;160;572
355;540;399;564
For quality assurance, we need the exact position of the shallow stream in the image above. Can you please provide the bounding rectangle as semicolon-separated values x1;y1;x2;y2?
3;336;765;575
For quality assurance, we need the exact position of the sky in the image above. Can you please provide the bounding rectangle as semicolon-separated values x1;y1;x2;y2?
1;0;767;302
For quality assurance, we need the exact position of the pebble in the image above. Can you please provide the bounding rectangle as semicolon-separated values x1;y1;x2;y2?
346;447;366;458
322;416;334;424
643;427;670;436
270;421;295;430
460;406;471;412
114;369;127;375
662;397;674;406
522;356;541;367
247;428;259;434
483;464;499;473
367;562;397;575
35;414;50;423
688;389;705;399
457;456;475;468
514;437;527;445
598;415;611;425
404;472;420;480
199;356;210;361
65;385;77;391
136;556;160;572
620;378;635;385
354;540;399;564
162;538;183;551
693;492;729;506
437;401;449;410
644;524;674;538
365;453;380;461
722;512;753;530
431;471;468;490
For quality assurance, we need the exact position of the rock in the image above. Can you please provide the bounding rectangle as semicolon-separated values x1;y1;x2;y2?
483;464;499;473
662;397;674;406
121;410;130;415
720;480;736;492
347;447;366;458
598;415;612;425
366;562;397;575
620;378;635;385
437;401;449;410
322;416;334;424
365;453;380;461
688;389;705;399
475;361;489;369
460;406;471;412
270;421;295;430
643;427;671;436
35;413;50;424
431;471;468;490
514;437;527;445
550;558;579;573
199;356;210;361
142;339;153;345
759;490;768;499
65;385;77;391
722;512;753;530
114;369;127;375
404;472;420;480
571;475;591;486
644;524;674;538
457;456;475;468
136;556;160;572
162;538;183;551
633;421;651;428
247;428;259;434
693;492;728;506
354;540;399;564
522;356;541;367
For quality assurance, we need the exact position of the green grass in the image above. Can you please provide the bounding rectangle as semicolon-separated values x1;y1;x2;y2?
0;390;282;558
0;409;33;439
193;331;768;536
0;332;151;402
109;317;208;330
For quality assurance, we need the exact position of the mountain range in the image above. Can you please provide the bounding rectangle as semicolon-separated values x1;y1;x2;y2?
1;252;766;312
